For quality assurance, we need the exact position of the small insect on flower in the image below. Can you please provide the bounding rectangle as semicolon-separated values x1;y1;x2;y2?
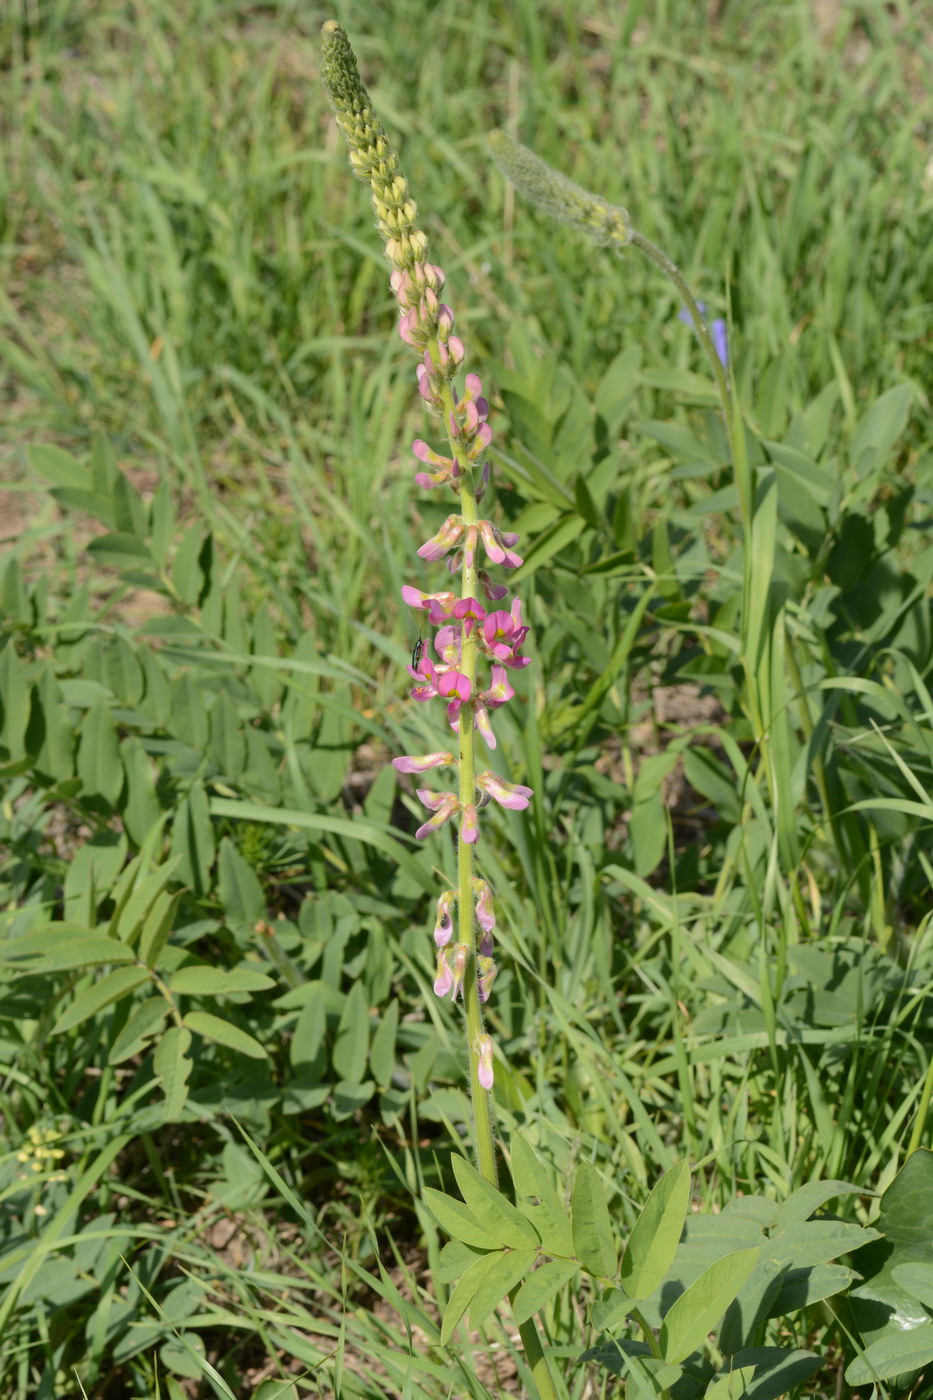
412;636;426;670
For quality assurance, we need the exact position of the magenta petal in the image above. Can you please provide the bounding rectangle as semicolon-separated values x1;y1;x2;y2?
393;751;454;774
437;670;472;701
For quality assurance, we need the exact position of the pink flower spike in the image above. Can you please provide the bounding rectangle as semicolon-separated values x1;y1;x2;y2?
460;802;480;844
472;878;496;934
417;514;464;561
392;751;454;775
434;889;456;947
414;790;459;840
437;670;472;702
475;770;533;811
476;1034;495;1090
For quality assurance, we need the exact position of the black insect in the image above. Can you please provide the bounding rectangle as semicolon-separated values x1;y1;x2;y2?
411;637;426;670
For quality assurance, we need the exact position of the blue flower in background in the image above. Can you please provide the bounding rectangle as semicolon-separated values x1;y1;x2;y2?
678;303;729;368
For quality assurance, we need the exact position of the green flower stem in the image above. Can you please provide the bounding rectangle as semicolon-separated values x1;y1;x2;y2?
434;361;498;1190
625;231;788;840
626;231;740;517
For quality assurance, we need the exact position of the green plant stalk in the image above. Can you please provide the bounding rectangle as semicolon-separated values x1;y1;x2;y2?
434;363;499;1190
436;339;561;1400
626;232;784;851
321;31;555;1398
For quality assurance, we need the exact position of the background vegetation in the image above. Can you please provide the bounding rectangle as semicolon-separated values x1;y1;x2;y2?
1;0;931;1396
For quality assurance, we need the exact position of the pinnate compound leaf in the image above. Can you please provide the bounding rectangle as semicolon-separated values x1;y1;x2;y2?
850;1149;933;1343
767;1261;855;1317
590;1287;635;1332
87;533;154;570
423;1188;495;1251
469;1246;537;1333
893;1262;933;1310
621;1159;690;1301
451;1156;539;1250
28;442;87;489
771;1178;863;1227
436;1239;489;1285
108;996;169;1064
154;1026;193;1119
169;965;274;996
711;1347;822;1400
52;966;149;1034
332;981;370;1082
138;889;182;968
512;1258;580;1324
441;1250;500;1345
77;702;123;806
369;998;398;1089
217;837;266;927
509;1133;574;1255
183;1010;266;1059
2;932;137;969
704;1364;756;1399
845;1324;933;1386
660;1247;760;1364
170;782;216;896
572;1161;616;1278
579;1339;682;1389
